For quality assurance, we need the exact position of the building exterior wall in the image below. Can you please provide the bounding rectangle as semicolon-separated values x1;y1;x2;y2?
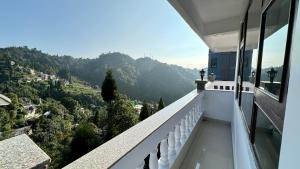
208;50;252;81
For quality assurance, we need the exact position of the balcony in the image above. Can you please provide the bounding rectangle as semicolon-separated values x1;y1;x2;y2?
63;84;248;169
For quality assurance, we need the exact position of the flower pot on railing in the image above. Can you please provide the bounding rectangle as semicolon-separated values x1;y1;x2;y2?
208;73;216;82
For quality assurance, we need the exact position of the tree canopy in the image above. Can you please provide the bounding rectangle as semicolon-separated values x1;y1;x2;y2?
101;69;118;102
157;97;165;111
139;101;150;121
106;95;138;139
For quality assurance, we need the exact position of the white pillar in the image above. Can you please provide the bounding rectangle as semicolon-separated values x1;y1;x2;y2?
136;160;145;169
185;115;190;138
193;108;196;125
168;131;176;165
158;138;169;169
175;124;181;153
149;149;158;169
189;112;193;131
180;119;186;144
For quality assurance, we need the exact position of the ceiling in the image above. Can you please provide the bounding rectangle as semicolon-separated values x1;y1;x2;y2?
169;0;262;52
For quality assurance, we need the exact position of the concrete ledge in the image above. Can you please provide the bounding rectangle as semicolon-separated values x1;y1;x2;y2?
0;134;51;169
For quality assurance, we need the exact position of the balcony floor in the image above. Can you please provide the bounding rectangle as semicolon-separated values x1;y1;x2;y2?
180;118;234;169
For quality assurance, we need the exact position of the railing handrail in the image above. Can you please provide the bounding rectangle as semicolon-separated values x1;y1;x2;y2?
64;89;201;169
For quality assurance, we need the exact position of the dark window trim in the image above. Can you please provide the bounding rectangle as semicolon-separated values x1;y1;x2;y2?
252;0;295;137
256;0;295;103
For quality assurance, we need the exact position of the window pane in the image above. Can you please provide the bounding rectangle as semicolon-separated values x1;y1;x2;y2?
259;0;290;98
240;0;261;129
254;108;281;169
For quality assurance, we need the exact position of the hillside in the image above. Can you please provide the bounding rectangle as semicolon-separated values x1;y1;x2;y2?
0;46;199;103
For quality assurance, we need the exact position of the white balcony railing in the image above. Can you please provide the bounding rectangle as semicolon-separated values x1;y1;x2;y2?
64;89;204;169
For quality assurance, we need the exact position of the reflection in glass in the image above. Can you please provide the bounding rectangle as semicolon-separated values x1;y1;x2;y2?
259;0;290;98
254;109;281;169
240;0;261;129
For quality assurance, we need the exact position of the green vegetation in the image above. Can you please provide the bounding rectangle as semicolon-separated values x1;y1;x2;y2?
139;102;150;121
101;69;118;102
0;46;194;168
157;97;165;111
0;46;198;104
0;57;138;168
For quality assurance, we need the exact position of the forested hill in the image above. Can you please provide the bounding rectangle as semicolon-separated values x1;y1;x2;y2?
0;46;198;103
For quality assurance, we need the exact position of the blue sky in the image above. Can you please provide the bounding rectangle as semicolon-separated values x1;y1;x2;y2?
0;0;208;69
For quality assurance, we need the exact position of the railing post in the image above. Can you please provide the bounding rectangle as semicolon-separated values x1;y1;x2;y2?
185;115;190;138
180;119;186;144
158;138;169;169
136;160;145;169
168;131;176;165
149;149;158;169
193;107;196;125
175;124;181;153
189;112;193;131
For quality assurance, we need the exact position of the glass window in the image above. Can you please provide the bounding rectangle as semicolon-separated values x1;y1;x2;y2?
254;108;281;169
240;0;261;130
259;0;290;99
210;58;217;68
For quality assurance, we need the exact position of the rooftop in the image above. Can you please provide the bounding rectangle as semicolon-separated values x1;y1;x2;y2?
0;134;51;169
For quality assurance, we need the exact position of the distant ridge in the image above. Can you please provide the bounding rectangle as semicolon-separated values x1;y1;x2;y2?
0;46;199;104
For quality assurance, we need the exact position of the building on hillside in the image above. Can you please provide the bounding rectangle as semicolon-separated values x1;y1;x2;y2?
208;50;253;81
0;94;11;106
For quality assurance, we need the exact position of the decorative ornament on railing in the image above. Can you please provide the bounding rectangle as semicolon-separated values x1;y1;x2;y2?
249;70;256;84
267;67;277;83
208;73;216;82
199;69;205;81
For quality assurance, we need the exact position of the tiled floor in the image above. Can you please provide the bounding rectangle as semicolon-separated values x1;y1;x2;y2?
179;118;234;169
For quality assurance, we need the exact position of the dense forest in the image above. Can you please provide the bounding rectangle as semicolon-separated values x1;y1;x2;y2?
0;46;198;104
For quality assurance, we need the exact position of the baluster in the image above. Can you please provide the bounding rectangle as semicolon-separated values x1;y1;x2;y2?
180;119;186;144
149;149;158;169
194;107;198;123
168;131;176;165
175;124;181;153
185;115;190;138
136;160;145;169
158;138;169;169
189;112;193;131
192;108;196;125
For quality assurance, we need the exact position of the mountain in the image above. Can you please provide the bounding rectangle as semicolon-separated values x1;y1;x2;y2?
0;46;199;104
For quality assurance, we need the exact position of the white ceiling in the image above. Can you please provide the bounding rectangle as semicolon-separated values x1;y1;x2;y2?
169;0;261;52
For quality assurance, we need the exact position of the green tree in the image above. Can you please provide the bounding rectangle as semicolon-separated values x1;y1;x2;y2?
157;97;165;111
101;69;118;102
58;68;71;82
139;101;150;121
69;122;100;161
107;95;138;139
93;107;107;130
31;103;73;169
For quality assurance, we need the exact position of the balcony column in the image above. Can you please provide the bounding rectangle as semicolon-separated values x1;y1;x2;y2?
149;149;158;169
189;112;193;131
136;161;145;169
180;119;186;144
168;131;176;165
193;107;196;125
158;138;169;169
185;115;190;138
174;124;181;153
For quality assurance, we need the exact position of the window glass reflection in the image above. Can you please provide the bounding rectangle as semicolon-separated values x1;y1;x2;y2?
254;108;281;169
240;0;261;130
259;0;290;98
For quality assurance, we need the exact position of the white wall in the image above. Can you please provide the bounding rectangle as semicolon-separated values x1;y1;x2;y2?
203;90;233;122
278;1;300;169
232;101;258;169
